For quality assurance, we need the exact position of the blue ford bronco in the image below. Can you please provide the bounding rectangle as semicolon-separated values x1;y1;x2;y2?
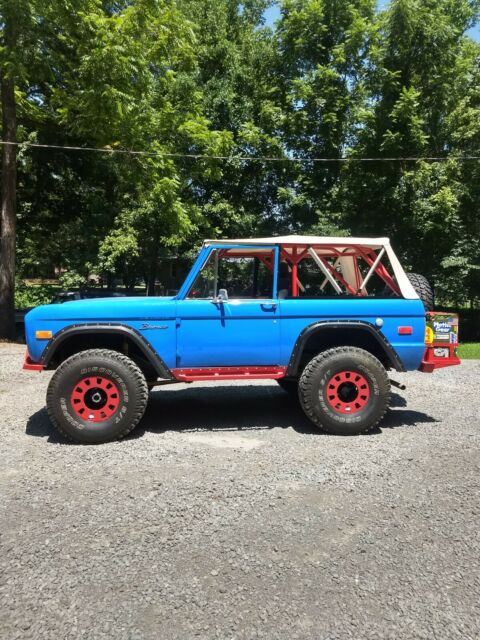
24;236;460;443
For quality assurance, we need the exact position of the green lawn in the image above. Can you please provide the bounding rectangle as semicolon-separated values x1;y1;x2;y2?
458;343;480;359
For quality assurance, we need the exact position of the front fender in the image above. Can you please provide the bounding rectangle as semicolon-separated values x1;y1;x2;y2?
40;324;173;379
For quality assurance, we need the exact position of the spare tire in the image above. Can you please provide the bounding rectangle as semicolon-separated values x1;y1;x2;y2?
407;273;434;311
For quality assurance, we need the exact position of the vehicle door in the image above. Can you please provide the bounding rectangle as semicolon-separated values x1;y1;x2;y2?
176;245;280;368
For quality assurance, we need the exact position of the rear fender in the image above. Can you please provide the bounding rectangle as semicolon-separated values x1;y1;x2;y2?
286;320;405;376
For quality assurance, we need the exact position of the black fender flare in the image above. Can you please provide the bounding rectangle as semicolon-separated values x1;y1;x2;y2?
41;323;173;379
286;320;405;376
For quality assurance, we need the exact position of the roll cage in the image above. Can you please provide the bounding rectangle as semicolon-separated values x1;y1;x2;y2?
177;237;418;300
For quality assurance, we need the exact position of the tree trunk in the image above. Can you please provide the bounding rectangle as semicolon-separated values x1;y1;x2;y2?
0;77;17;340
147;272;156;296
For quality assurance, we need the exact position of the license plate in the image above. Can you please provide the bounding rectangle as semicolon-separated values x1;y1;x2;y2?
433;347;449;358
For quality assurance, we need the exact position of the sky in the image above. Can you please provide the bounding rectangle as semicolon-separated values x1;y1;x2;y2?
263;1;480;41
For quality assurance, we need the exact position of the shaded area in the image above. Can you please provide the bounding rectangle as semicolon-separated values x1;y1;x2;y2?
26;384;438;443
25;408;67;445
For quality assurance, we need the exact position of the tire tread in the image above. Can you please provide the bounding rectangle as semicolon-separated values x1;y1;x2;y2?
407;273;434;311
298;346;390;435
46;349;148;443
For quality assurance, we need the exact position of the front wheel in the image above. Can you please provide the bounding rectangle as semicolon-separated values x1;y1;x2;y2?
298;347;390;435
46;349;149;444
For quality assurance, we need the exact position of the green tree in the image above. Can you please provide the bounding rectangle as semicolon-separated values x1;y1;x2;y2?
90;1;235;292
3;0;480;318
337;0;480;304
177;0;286;240
0;0;107;337
2;0;233;314
1;0;25;337
274;0;376;232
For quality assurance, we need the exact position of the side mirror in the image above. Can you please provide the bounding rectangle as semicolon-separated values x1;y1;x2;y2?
211;288;229;303
218;289;229;302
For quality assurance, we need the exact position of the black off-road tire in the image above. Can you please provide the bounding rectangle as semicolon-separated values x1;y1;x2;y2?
407;273;434;311
298;347;390;436
277;378;299;397
46;349;149;444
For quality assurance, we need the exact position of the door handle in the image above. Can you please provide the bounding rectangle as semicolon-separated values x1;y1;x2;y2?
261;303;277;311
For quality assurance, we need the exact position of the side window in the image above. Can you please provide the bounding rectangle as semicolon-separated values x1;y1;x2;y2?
186;249;275;299
276;249;400;299
217;256;273;298
296;259;343;297
277;257;349;299
356;261;397;297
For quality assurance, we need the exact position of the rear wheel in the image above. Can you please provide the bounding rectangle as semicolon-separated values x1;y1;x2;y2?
46;349;148;444
298;347;390;435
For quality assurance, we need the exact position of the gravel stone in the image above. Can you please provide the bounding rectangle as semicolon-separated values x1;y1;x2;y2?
1;343;480;639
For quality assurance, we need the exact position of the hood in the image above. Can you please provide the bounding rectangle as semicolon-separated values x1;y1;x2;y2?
25;296;176;323
24;296;177;363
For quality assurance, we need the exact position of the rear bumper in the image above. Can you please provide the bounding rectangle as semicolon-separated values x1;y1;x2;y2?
418;311;461;373
419;346;461;372
23;350;45;371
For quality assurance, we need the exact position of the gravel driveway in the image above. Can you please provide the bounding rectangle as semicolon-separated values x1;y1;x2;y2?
1;343;479;640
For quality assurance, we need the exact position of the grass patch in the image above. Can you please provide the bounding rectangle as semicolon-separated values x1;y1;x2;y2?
458;343;480;359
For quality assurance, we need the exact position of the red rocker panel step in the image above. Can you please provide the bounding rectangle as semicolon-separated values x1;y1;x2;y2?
172;366;287;382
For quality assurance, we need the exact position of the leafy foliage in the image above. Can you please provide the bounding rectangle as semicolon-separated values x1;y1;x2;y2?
337;0;480;305
2;0;480;311
14;280;56;309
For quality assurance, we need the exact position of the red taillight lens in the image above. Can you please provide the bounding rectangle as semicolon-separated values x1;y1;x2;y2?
398;326;413;335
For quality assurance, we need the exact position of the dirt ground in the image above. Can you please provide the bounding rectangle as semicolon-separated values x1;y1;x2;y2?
1;343;479;639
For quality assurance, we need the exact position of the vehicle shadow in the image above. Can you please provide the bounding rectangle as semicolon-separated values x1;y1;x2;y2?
26;408;68;444
136;387;438;438
25;386;438;444
138;384;316;436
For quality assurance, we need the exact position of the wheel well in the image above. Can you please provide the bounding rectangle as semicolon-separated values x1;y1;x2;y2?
47;332;159;382
294;327;395;375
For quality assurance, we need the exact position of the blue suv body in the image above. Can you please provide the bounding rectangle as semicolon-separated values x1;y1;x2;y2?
24;236;460;443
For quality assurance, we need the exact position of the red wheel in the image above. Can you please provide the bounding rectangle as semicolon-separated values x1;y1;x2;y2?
325;370;370;415
70;376;121;423
298;347;390;435
47;349;148;443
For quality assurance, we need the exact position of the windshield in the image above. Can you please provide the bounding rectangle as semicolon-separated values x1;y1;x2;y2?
187;249;275;299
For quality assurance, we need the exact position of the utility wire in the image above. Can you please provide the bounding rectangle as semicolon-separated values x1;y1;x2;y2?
1;140;479;162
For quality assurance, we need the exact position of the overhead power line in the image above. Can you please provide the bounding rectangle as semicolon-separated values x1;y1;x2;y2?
1;140;479;163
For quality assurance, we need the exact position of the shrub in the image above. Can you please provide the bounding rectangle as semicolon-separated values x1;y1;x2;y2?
15;281;56;309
